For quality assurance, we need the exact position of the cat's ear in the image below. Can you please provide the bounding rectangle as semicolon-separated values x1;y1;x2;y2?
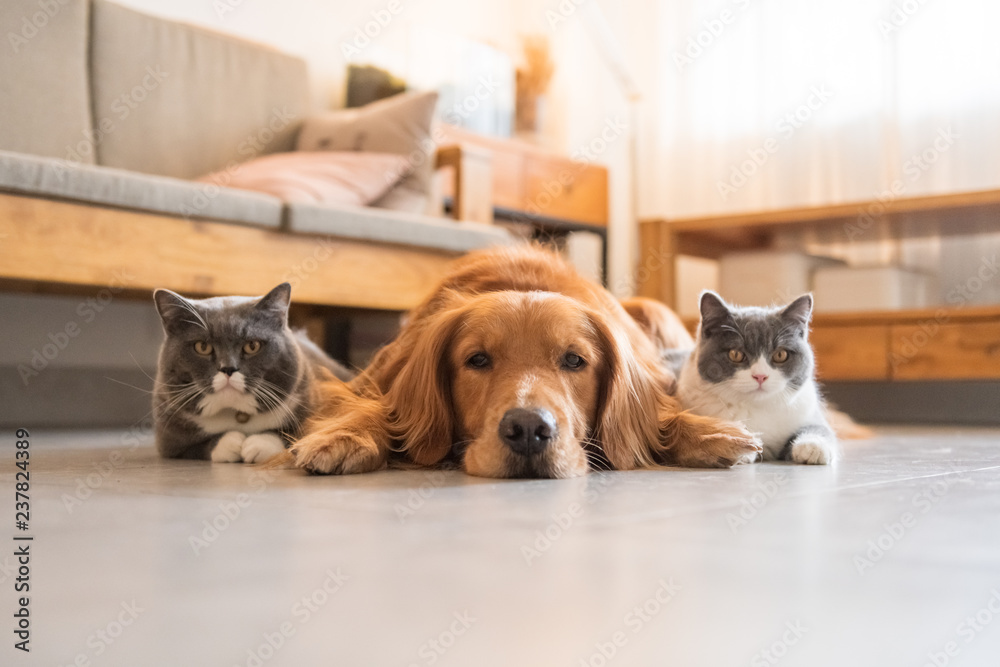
781;294;814;328
255;283;292;323
153;289;206;336
698;291;731;337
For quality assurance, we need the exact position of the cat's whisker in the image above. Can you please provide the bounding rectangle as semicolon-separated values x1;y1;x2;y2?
161;391;202;420
250;382;296;425
159;383;205;418
127;353;162;384
104;376;155;394
166;387;208;424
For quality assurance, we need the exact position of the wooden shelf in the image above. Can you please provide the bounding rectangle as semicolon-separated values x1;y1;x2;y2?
642;188;1000;260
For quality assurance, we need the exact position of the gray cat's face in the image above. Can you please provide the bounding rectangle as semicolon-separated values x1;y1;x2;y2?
695;291;814;400
153;284;299;419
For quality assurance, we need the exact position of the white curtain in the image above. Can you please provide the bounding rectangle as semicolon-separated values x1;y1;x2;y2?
639;0;1000;217
635;0;1000;304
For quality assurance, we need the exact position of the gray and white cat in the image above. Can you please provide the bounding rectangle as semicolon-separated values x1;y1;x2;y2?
677;291;838;465
153;283;352;463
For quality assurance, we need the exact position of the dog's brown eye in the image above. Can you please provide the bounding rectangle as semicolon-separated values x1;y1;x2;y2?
243;340;262;356
194;341;213;356
728;349;745;363
772;348;789;363
466;352;491;369
562;352;585;370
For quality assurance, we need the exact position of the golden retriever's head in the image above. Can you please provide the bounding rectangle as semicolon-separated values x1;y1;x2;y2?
383;290;665;478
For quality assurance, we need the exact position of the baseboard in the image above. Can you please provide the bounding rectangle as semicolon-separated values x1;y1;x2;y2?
1;365;153;429
824;381;1000;426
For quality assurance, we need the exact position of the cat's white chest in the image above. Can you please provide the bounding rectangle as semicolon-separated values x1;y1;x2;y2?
678;362;822;455
191;381;300;436
192;407;292;436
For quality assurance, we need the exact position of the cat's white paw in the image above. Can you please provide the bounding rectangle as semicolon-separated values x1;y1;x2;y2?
211;431;246;462
242;432;286;464
789;439;835;465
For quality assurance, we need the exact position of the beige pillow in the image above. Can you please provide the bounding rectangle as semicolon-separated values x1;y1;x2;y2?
295;91;439;214
197;152;410;206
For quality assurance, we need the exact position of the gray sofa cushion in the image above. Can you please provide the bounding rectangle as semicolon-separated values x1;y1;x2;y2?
0;0;94;163
286;202;512;252
90;0;310;180
0;150;282;227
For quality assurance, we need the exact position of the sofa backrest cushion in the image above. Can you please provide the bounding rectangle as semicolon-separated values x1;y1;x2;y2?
90;0;310;179
296;91;439;215
0;0;95;164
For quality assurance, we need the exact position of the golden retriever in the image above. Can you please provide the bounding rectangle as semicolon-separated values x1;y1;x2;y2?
290;245;761;478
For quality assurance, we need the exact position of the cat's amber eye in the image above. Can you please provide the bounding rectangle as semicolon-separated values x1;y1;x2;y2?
727;349;745;363
772;349;789;363
243;341;262;356
194;341;213;356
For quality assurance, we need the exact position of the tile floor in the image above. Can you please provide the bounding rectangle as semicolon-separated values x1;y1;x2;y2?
3;427;1000;666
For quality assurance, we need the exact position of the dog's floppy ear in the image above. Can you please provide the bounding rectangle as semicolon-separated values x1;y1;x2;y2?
589;311;666;471
382;302;467;466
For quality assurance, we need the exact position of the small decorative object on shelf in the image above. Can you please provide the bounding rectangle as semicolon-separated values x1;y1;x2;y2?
515;35;554;139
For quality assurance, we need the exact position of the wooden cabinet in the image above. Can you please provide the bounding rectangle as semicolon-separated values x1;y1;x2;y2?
490;147;526;211
523;155;608;226
806;309;1000;381
891;321;1000;380
438;125;609;227
812;325;889;381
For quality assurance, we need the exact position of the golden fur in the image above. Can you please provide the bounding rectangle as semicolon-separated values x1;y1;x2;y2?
620;296;695;354
290;246;762;478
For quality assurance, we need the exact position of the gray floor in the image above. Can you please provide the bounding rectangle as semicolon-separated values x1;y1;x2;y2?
4;427;1000;666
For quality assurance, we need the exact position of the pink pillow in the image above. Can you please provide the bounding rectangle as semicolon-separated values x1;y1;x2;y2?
198;152;412;206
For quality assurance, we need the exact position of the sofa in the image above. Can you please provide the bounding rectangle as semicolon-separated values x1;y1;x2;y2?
0;0;510;313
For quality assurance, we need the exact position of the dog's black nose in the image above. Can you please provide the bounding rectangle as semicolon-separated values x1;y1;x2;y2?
499;408;558;456
220;366;237;376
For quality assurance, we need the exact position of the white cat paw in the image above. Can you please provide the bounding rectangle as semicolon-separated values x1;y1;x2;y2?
211;431;246;463
789;439;834;465
242;432;286;464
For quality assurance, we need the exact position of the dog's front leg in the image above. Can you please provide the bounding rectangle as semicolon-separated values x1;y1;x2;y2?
657;398;763;468
291;382;391;475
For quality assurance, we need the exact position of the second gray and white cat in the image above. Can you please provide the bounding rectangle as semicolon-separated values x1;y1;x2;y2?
677;291;838;465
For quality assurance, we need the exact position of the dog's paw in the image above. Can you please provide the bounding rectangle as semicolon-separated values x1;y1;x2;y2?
211;431;246;463
290;431;386;475
788;439;835;465
242;432;286;464
699;423;764;467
